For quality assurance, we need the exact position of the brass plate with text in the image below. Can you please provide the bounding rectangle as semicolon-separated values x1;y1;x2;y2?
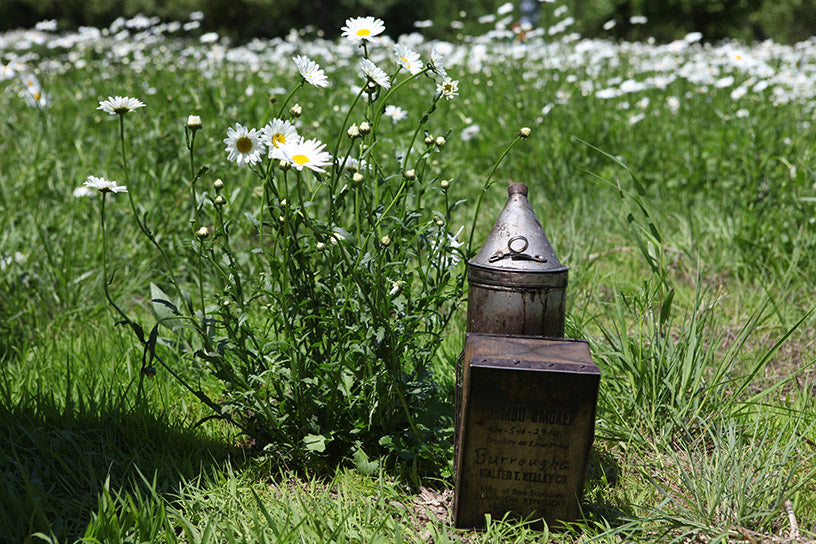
453;334;600;529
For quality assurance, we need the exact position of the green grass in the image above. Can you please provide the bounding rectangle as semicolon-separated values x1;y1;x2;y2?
2;8;816;543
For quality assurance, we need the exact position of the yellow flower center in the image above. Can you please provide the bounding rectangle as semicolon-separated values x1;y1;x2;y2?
356;28;371;37
272;134;286;147
292;154;310;166
400;57;408;64
236;136;253;153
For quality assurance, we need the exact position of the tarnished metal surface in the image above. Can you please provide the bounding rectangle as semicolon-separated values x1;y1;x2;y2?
453;334;600;529
466;183;568;337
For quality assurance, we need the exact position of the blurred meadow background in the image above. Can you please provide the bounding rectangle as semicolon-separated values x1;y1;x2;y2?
2;0;816;542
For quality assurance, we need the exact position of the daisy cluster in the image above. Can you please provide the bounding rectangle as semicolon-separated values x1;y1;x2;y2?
3;4;816;135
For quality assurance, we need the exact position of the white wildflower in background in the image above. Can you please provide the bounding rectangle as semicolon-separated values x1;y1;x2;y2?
278;137;332;173
667;96;680;114
437;77;459;100
736;108;750;118
384;105;407;123
360;58;391;89
84;175;127;193
497;2;514;15
603;19;616;30
394;44;422;75
630;15;648;24
224;123;265;167
73;186;97;198
341;16;385;43
199;32;219;43
261;118;299;158
98;96;145;115
414;20;433;28
22;86;49;108
293;55;329;88
460;124;480;141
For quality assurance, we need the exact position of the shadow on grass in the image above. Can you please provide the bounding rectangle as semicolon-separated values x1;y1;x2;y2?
0;384;235;543
579;445;635;532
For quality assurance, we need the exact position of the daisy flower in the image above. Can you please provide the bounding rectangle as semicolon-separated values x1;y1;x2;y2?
394;44;422;75
430;47;448;78
293;55;329;88
341;16;385;43
437;77;459;100
224;123;265;167
84;175;127;193
279;137;332;173
383;105;407;123
360;58;391;90
98;96;146;115
261;118;299;159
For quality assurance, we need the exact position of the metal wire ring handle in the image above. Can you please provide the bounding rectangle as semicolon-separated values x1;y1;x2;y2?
507;235;529;255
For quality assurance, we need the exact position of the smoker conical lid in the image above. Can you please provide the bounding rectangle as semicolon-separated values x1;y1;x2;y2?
468;183;568;274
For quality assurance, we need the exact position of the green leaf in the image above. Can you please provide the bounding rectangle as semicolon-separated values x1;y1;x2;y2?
303;434;327;452
352;447;379;476
150;282;179;320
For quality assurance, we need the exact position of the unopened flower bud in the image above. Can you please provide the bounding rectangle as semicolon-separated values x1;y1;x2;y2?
290;103;302;117
435;136;446;147
365;81;378;93
435;217;444;226
347;123;360;139
380;235;391;247
196;226;210;239
316;241;326;251
352;172;364;184
279;159;291;170
519;126;532;138
440;179;450;189
359;121;371;135
404;169;416;180
214;178;224;190
424;134;434;145
214;194;226;206
186;114;202;130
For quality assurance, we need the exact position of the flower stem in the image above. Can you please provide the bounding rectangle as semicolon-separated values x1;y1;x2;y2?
466;134;524;254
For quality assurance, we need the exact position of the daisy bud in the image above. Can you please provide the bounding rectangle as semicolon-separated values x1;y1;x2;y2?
389;281;402;296
290;103;302;117
404;169;416;180
214;194;226;206
347;123;360;139
352;172;364;184
316;241;326;251
519;126;532;138
424;134;434;146
435;217;445;226
196;226;210;239
280;199;287;207
269;95;277;103
359;121;371;135
365;81;378;94
440;179;450;189
435;136;446;147
279;216;285;223
187;114;202;130
380;235;391;247
214;178;224;190
279;159;292;170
